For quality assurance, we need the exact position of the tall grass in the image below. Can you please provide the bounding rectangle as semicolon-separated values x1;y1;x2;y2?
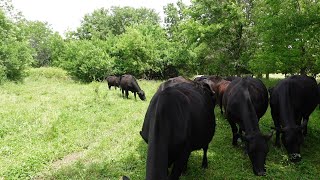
0;68;319;179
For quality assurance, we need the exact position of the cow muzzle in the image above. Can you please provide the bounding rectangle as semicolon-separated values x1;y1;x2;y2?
256;171;266;176
289;153;301;162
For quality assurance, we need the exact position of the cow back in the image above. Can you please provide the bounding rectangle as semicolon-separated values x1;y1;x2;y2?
223;77;268;124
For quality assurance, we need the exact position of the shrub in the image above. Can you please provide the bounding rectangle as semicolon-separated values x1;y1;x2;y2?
59;40;114;82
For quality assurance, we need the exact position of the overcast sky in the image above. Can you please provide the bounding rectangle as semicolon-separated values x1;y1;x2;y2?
11;0;190;36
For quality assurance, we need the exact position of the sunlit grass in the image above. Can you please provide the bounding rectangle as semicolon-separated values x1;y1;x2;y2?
0;68;319;179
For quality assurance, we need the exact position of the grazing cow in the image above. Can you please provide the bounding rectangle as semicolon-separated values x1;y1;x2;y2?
157;76;193;93
140;82;216;180
119;74;146;101
269;75;319;162
222;77;272;176
106;75;120;90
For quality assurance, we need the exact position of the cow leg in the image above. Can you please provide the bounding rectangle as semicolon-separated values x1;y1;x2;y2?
134;92;137;100
219;96;223;115
121;89;124;97
201;145;208;168
169;148;190;180
108;85;111;90
273;119;281;148
229;121;239;146
238;127;244;142
302;117;309;136
274;130;281;148
125;90;129;99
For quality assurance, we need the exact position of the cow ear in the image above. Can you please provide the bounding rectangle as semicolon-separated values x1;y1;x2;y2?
201;81;215;96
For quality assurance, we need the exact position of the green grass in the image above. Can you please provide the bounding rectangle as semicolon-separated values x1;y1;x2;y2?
0;68;319;179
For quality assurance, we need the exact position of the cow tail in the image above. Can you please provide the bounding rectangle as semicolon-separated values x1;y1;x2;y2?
146;97;169;180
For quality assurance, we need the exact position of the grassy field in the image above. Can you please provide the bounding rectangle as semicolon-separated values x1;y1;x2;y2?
0;68;319;179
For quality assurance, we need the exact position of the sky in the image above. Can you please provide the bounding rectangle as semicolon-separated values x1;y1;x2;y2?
11;0;191;36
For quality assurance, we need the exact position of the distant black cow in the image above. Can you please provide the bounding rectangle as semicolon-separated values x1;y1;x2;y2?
106;75;120;90
222;77;272;176
140;82;216;180
269;75;319;162
119;74;146;101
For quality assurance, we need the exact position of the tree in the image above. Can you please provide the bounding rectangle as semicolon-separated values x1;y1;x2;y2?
19;20;65;67
173;0;253;75
0;9;32;82
251;0;320;75
74;6;160;40
113;24;172;79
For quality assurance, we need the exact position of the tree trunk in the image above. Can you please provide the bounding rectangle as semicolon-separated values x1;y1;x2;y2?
266;73;269;80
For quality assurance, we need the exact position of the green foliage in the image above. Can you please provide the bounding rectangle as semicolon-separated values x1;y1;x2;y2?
27;67;69;81
74;6;160;40
0;9;32;82
113;24;174;79
60;39;114;82
252;0;320;75
19;20;65;67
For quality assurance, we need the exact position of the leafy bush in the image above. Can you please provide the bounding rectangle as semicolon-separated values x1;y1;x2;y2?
0;10;33;83
59;40;114;82
27;67;69;80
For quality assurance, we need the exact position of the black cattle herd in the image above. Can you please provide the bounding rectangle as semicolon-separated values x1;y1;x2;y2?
107;74;320;179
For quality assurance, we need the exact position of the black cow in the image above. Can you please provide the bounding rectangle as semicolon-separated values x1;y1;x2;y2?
222;77;272;176
157;76;193;93
119;74;146;101
269;75;319;162
140;82;216;180
106;75;120;90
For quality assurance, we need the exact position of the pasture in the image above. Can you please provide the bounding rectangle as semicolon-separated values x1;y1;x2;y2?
0;68;320;179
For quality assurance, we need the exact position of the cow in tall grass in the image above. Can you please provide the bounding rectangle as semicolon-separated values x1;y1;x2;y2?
223;77;272;176
120;74;146;101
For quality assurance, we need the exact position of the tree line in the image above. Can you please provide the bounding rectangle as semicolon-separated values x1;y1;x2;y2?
0;0;319;82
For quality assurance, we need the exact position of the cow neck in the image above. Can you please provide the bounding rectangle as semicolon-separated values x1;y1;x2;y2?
132;79;142;91
241;88;260;134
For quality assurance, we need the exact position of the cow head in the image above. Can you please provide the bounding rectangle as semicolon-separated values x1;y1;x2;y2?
272;121;307;162
281;126;306;162
243;132;273;176
138;90;146;101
